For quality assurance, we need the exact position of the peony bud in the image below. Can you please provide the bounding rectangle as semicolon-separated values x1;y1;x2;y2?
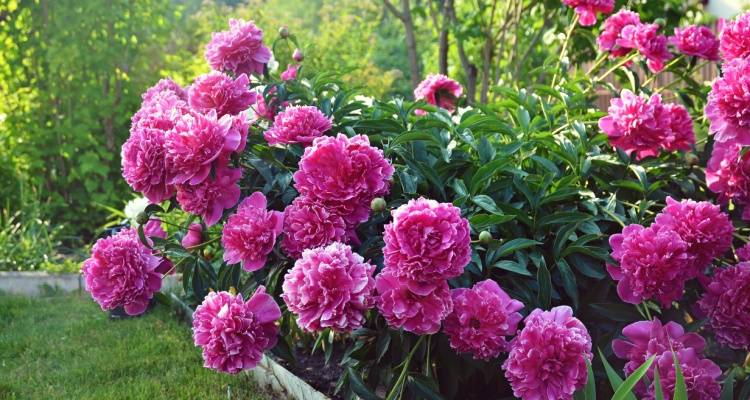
371;197;386;213
653;18;666;28
181;223;204;249
293;48;304;62
135;211;150;226
479;231;492;244
279;26;289;39
685;153;699;166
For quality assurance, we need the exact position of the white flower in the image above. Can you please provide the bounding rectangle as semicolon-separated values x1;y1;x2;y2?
124;197;149;226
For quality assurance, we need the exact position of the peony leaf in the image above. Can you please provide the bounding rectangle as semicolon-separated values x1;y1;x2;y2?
720;368;735;400
496;238;541;257
347;367;381;400
612;355;655;400
672;352;688;400
653;364;664;400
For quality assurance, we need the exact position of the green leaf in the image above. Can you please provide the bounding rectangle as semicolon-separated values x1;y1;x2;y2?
470;158;509;194
497;238;541;257
492;260;532;276
557;259;579;308
537;262;551;309
469;213;515;230
472;195;502;214
347;367;381;400
407;375;445;400
672;352;688;400
720;369;735;400
654;365;664;400
390;130;441;147
612;355;655;400
598;348;631;399
584;358;596;400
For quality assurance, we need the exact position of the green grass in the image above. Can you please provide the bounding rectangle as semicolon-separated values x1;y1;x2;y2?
0;292;270;400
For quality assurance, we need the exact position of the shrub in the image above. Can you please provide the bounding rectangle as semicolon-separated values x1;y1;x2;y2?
81;3;750;400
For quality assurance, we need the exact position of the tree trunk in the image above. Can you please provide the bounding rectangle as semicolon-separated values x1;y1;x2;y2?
480;37;493;103
400;0;421;88
438;10;448;75
446;0;476;104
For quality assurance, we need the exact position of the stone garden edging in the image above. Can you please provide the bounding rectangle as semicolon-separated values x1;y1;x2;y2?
0;271;84;296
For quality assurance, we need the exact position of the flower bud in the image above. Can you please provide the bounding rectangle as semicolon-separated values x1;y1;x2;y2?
293;48;304;62
479;231;492;244
371;197;386;213
653;18;666;28
279;26;289;39
135;211;150;226
685;153;699;166
181;223;204;249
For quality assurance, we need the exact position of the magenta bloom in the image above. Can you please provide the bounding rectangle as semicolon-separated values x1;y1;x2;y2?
122;127;173;204
280;64;298;81
141;78;187;105
383;198;471;294
654;197;733;274
698;263;750;349
192;287;280;374
281;196;348;259
669;25;719;61
737;243;750;261
165;110;241;185
182;223;204;249
222;191;284;271
413;74;463;115
720;11;750;61
705;57;750;146
282;242;375;332
143;218;166;239
264;106;332;146
562;0;613;26
205;19;271;76
293;48;304;62
649;349;721;400
175;163;242;226
599;90;693;159
612;319;706;378
502;306;592;400
82;228;162;316
188;72;256;117
619;23;673;73
375;269;452;335
706;142;750;219
293;134;394;227
443;280;524;361
598;10;641;57
607;224;692;307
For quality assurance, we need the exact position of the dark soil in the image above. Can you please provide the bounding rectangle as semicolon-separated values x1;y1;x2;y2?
272;346;345;399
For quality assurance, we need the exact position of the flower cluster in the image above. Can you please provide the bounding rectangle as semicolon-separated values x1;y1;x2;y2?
81;228;163;316
443;280;523;361
599;90;694;159
222;192;284;271
608;197;732;306
598;11;672;72
698;262;750;350
192;288;280;374
413;74;463;115
282;242;375;332
502;306;592;400
612;319;720;399
562;0;613;26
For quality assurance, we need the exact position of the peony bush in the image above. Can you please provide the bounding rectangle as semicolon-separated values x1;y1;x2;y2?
81;5;750;400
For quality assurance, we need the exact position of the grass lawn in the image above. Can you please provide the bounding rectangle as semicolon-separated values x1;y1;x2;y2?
0;292;271;400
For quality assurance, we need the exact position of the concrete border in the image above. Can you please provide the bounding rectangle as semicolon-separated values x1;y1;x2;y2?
0;271;83;296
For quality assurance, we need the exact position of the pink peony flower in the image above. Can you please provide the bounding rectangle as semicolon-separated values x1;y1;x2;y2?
562;0;614;26
293;48;304;62
165;110;241;185
698;262;750;349
414;74;463;115
82;228;162;316
192;287;280;374
205;19;271;76
607;223;692;307
293;134;394;227
188;72;256;117
612;319;706;379
182;223;204;249
281;196;348;259
598;10;642;57
737;243;750;261
706;142;750;219
141;78;187;105
375;269;452;335
143;218;167;239
252;88;286;121
599;90;693;159
502;306;592;400
280;64;298;81
122;126;174;204
669;25;720;61
648;349;721;400
705;57;750;146
282;242;376;332
654;197;733;275
619;23;673;73
443;280;524;361
382;198;471;294
720;11;750;61
175;162;242;226
264;106;332;146
131;79;189;132
222;191;284;271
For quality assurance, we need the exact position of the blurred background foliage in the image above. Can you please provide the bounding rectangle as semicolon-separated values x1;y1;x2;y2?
0;0;709;271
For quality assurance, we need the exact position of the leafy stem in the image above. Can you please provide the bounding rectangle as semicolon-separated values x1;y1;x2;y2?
385;335;426;400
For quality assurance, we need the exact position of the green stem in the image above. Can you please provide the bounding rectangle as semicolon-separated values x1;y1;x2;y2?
550;13;579;91
585;53;609;76
594;52;638;83
641;55;684;88
385;336;426;400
